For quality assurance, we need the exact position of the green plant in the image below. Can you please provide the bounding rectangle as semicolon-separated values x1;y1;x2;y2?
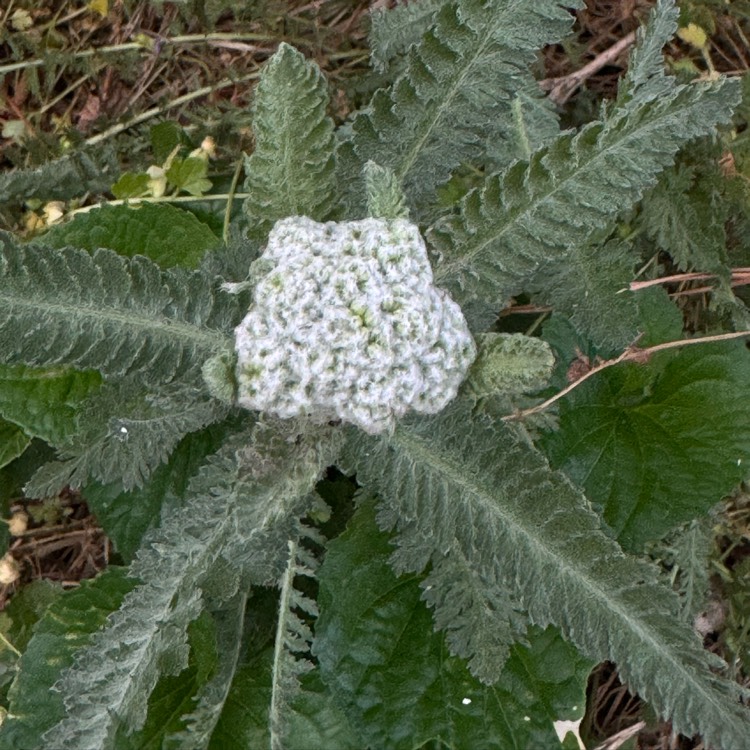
0;1;749;748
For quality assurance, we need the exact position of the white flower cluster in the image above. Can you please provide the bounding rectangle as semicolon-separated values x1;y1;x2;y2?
234;216;476;434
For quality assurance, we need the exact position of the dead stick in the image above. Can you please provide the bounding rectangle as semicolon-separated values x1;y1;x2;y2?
504;330;750;421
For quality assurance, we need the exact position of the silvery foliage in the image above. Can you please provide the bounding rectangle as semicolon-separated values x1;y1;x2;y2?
234;216;476;434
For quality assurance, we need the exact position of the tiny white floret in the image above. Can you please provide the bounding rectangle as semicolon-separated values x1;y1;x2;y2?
461;698;472;705
234;217;476;434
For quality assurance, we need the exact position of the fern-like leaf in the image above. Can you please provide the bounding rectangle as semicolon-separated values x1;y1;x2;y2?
44;423;340;749
0;234;242;385
243;43;335;236
430;76;740;329
368;0;445;73
26;380;227;495
345;0;577;211
162;592;249;750
0;147;118;204
618;0;679;106
342;401;750;750
269;530;323;750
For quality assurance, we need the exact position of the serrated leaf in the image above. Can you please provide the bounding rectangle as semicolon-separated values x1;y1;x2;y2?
0;568;134;750
368;0;444;72
243;43;335;236
638;162;729;273
115;611;220;750
315;499;590;749
0;233;240;387
0;148;119;204
534;240;641;351
27;381;227;496
0;364;101;446
44;425;339;749
430;76;741;329
42;203;219;269
541;341;750;550
343;401;750;749
346;0;576;212
207;646;358;750
84;420;234;560
0;421;30;471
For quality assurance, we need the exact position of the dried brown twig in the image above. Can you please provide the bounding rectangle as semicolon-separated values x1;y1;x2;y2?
504;330;750;421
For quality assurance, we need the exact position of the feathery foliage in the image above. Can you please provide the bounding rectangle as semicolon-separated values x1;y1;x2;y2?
243;43;336;237
26;381;227;496
44;422;339;749
0;233;242;386
342;400;750;749
344;0;576;213
430;76;740;328
1;0;748;746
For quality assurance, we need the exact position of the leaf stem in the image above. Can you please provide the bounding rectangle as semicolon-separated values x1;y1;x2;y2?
505;330;750;421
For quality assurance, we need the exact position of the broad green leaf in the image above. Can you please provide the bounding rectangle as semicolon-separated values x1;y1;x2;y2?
0;581;63;696
42;203;219;269
0;421;30;472
110;172;150;199
0;364;101;446
166;156;212;197
541;341;750;550
83;421;234;560
209;648;359;750
315;500;590;750
0;568;134;750
243;43;335;237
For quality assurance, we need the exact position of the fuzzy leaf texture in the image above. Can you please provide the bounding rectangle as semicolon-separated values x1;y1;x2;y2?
83;421;233;561
618;0;679;106
430;74;740;329
44;422;339;750
0;147;118;204
269;534;322;750
26;381;227;496
243;43;336;236
541;341;750;550
638;162;729;273
42;203;220;269
533;240;641;350
368;0;445;72
343;400;750;749
345;0;576;211
315;499;591;749
0;233;241;386
159;594;247;750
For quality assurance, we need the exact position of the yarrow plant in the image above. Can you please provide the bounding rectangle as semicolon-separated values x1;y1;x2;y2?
0;1;750;749
233;216;476;434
